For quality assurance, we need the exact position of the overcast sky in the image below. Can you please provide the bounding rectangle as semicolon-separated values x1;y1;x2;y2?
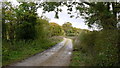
37;6;90;30
8;0;91;30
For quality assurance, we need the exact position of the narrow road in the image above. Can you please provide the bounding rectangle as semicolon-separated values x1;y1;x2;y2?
10;38;73;66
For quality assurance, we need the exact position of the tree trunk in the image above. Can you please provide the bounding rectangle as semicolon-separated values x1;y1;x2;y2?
2;3;7;40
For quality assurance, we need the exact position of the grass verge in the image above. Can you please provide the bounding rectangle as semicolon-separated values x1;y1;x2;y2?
2;36;63;66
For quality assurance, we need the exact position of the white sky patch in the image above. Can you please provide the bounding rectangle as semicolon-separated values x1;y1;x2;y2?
7;0;20;5
37;5;90;30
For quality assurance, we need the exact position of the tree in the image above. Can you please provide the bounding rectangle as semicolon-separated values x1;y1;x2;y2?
2;2;16;41
2;2;39;41
72;27;81;36
76;2;120;30
35;18;50;40
49;22;64;36
62;22;81;36
62;22;73;36
40;2;120;30
15;2;38;40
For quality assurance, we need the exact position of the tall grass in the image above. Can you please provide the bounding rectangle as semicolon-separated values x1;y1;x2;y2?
2;37;62;66
70;30;119;66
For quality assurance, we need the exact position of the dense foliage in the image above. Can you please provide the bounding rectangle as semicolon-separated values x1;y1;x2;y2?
71;30;119;66
49;22;65;36
2;2;64;66
41;2;120;29
62;22;81;36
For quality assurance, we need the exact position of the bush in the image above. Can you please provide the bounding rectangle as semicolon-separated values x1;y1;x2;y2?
71;30;119;66
94;30;119;66
77;31;97;54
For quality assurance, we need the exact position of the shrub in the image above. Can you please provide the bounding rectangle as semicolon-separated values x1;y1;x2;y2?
71;30;119;66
